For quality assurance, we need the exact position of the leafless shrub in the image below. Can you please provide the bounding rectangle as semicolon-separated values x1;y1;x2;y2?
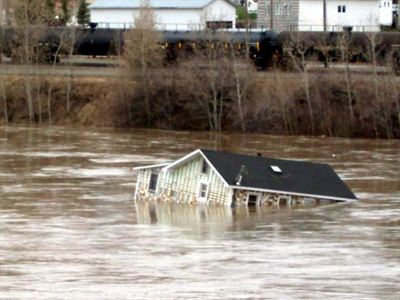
121;0;163;125
283;32;315;134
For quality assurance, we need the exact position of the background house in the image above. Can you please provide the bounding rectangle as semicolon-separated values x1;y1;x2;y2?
394;0;399;28
258;0;394;32
89;0;237;30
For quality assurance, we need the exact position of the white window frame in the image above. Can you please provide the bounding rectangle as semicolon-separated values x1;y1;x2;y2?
198;180;209;203
278;195;291;206
275;2;282;15
201;159;209;174
247;192;261;206
282;3;287;16
148;172;159;193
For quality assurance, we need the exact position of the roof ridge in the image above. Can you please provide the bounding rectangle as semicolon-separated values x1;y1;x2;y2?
200;148;330;167
90;0;225;9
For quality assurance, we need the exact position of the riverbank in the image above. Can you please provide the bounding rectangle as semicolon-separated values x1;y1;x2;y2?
0;72;399;138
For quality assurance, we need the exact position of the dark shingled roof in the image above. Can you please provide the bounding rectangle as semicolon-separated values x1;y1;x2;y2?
201;149;357;200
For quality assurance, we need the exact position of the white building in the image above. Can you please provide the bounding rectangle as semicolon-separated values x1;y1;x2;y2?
258;0;393;32
89;0;237;30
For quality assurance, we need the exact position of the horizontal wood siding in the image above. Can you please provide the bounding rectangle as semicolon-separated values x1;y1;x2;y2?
136;155;232;206
258;0;300;32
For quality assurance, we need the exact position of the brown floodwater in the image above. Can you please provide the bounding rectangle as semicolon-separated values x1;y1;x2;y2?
0;125;399;299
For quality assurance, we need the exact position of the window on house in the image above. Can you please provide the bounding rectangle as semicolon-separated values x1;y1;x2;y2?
266;3;270;15
201;160;209;174
149;173;158;192
343;5;346;12
283;4;287;15
275;2;282;15
338;5;346;13
198;183;208;199
287;3;291;15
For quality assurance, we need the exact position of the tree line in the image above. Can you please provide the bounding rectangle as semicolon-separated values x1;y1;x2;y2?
0;0;90;26
115;3;399;138
0;1;399;138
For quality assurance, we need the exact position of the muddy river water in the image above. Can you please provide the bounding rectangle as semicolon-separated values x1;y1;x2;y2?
0;126;399;299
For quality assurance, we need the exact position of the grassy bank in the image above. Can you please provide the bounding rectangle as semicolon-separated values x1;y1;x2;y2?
1;72;399;138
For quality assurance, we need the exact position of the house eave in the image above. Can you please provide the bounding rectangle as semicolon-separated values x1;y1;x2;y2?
162;149;230;187
230;185;358;202
162;149;202;171
133;163;170;171
90;0;237;10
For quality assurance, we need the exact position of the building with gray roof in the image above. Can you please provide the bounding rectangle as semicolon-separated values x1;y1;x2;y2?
89;0;237;30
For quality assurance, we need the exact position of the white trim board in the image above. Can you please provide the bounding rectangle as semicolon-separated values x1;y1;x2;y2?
162;149;230;187
133;163;170;171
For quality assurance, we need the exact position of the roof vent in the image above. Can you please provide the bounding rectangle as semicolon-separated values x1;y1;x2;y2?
270;165;282;173
235;165;248;185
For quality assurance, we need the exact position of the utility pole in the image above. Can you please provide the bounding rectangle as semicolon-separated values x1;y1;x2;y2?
0;0;2;24
323;0;327;31
323;0;329;68
244;0;250;59
270;0;274;30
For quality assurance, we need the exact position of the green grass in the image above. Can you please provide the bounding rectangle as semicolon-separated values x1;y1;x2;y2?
236;7;257;21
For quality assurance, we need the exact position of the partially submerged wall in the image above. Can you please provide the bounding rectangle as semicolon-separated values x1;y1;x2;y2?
135;156;232;206
232;189;335;207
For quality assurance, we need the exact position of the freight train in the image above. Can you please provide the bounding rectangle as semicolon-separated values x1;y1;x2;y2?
1;26;399;72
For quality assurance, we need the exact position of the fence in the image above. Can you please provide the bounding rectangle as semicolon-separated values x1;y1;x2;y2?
94;22;206;31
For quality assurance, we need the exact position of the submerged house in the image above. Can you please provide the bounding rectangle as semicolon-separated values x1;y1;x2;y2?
134;149;357;207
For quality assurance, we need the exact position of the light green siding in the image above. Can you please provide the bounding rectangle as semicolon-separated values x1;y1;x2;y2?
135;154;232;206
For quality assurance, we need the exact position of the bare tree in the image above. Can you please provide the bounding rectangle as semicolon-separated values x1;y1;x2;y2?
121;0;163;125
283;33;315;134
179;54;227;131
61;26;81;113
365;31;393;138
229;41;255;132
272;69;293;134
337;31;356;124
385;51;400;129
0;80;7;123
47;28;69;124
13;0;49;123
193;33;230;131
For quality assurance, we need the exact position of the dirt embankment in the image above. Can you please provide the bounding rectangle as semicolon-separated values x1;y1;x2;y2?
0;76;124;127
0;73;399;138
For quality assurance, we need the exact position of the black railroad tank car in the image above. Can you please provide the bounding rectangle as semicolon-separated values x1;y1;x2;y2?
0;26;278;68
74;28;125;56
1;26;399;71
160;30;278;67
276;30;400;65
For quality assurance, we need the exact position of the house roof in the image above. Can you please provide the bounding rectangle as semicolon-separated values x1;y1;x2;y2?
200;149;357;201
90;0;236;9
